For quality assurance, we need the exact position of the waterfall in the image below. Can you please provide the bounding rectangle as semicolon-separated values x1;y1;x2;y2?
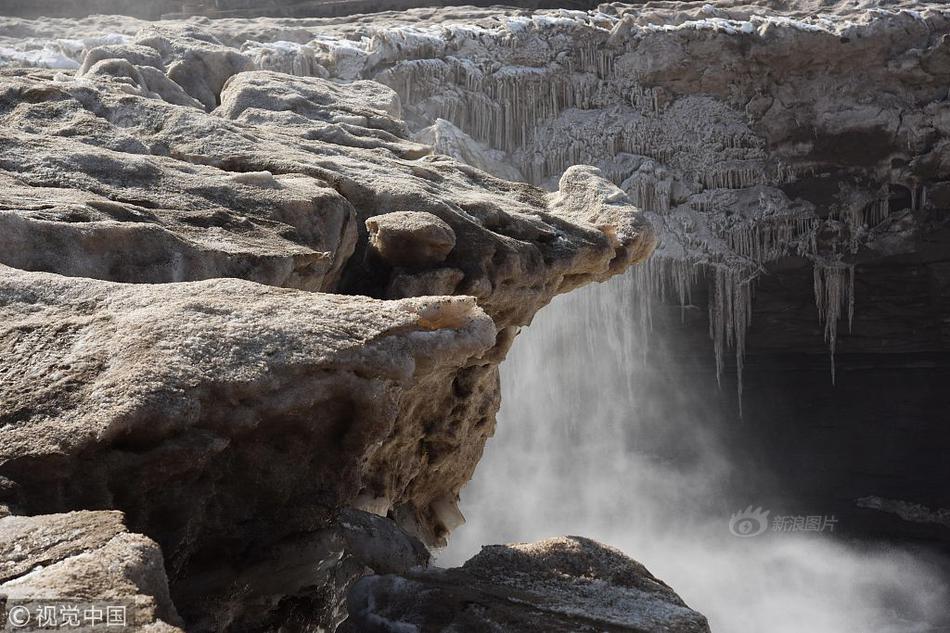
440;268;950;633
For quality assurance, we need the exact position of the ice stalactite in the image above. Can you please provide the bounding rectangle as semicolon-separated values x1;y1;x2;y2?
813;263;855;384
633;256;702;338
708;265;754;415
725;216;818;264
701;163;767;190
624;174;673;214
864;189;892;228
379;57;684;185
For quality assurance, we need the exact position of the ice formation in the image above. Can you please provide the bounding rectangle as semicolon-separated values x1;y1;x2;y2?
0;2;943;406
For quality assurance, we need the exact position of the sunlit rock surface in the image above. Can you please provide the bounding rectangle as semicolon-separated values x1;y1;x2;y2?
0;10;656;631
1;0;947;630
0;510;184;632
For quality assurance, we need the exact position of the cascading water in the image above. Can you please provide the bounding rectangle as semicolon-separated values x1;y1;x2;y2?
439;269;950;633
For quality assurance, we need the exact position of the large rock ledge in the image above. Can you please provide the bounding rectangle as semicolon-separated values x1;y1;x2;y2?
0;23;658;633
0;266;497;629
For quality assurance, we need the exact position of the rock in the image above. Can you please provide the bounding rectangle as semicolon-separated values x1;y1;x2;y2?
385;267;466;299
366;211;457;267
0;31;655;625
215;69;404;128
79;43;164;74
0;64;653;324
343;536;710;633
0;511;184;632
135;25;254;110
0;264;497;628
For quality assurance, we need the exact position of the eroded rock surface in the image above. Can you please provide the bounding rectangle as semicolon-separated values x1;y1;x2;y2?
0;510;184;632
0;265;499;629
343;536;710;633
6;0;943;630
0;13;657;631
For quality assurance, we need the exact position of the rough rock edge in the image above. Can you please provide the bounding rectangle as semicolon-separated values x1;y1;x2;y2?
0;22;656;633
342;536;710;633
0;510;184;632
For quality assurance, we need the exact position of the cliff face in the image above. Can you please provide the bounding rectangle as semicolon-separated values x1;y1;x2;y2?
0;1;947;630
174;0;946;541
0;16;670;632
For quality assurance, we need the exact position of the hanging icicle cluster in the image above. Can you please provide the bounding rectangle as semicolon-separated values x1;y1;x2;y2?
366;18;934;411
812;263;855;384
633;256;702;337
725;216;818;263
708;266;755;413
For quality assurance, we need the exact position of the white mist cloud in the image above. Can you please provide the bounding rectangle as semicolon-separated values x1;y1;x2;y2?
439;270;950;633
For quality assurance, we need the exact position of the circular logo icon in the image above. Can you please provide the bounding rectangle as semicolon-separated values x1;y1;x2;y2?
8;605;31;628
729;506;770;537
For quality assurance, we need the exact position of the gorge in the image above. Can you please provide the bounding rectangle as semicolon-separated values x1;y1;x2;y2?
1;1;949;631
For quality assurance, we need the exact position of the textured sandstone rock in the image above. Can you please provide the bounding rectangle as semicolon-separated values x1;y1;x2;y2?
0;63;652;322
343;536;710;633
0;264;498;626
0;18;655;629
0;511;184;632
13;1;945;630
366;211;456;267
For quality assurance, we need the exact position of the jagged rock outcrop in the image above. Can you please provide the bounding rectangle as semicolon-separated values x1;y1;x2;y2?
3;0;946;629
0;510;184;632
0;265;498;628
0;16;656;632
342;536;710;633
4;0;945;387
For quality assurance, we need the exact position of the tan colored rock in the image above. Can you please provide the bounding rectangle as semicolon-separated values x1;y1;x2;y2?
366;211;457;267
0;264;497;627
0;511;183;632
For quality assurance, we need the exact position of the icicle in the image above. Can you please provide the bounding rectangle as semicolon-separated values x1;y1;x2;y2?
812;263;856;384
707;265;754;414
847;264;855;333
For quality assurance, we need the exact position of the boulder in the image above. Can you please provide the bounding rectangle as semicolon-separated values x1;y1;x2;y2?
343;536;710;633
366;211;457;267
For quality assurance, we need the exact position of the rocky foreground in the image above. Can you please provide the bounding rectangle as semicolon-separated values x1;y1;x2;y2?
1;0;947;630
0;8;698;632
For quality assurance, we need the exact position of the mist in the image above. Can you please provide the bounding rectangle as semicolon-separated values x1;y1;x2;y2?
439;270;950;633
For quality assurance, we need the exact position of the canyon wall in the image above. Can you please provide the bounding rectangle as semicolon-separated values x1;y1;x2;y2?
0;12;682;631
0;1;948;630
